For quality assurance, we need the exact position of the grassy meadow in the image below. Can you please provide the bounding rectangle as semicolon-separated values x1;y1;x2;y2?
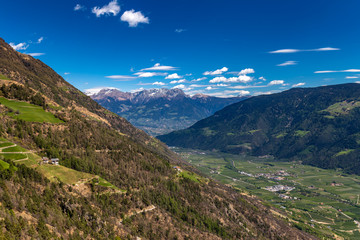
0;97;63;123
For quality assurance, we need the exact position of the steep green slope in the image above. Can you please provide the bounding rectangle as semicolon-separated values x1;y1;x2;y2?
159;83;360;175
0;37;316;239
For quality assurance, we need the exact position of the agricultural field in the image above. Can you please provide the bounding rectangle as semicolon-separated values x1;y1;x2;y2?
0;97;63;123
174;147;360;239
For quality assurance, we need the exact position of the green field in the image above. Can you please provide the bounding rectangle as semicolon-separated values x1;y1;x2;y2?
0;159;10;169
174;148;360;239
0;97;63;123
2;145;27;152
0;74;11;80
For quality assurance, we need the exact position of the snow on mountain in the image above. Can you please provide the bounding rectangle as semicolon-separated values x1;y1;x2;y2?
84;87;119;96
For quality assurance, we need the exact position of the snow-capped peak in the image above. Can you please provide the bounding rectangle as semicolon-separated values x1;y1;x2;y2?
84;87;119;96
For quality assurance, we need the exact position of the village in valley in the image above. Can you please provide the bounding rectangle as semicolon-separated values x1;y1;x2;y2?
173;147;360;239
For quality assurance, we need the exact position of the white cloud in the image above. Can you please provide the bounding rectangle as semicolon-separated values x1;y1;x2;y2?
210;75;253;83
253;90;280;96
191;77;207;82
268;80;284;86
175;29;186;33
64;72;71;75
229;76;253;83
172;84;185;89
141;63;178;71
92;0;120;17
37;37;44;43
346;76;359;79
28;53;45;57
292;82;306;87
315;69;360;74
9;42;28;51
269;49;300;54
229;85;267;89
134;72;166;78
277;61;297;67
203;67;228;76
314;70;337;73
170;79;186;84
165;73;181;79
121;10;149;27
205;86;213;90
207;90;250;98
259;76;266;81
152;81;166;86
106;75;138;80
74;4;85;11
216;84;228;87
316;47;340;51
130;87;145;93
171;84;192;91
270;47;340;54
209;77;227;83
239;68;255;75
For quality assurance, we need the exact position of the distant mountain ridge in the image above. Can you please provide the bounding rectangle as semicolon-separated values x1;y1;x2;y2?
89;88;248;136
158;83;360;175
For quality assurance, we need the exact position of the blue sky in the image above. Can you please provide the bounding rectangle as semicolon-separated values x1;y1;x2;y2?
1;0;360;97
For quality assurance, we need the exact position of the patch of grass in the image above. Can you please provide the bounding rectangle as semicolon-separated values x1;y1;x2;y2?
0;142;15;148
294;130;310;137
2;145;27;152
275;132;287;138
97;177;125;191
335;149;355;157
179;170;201;183
322;100;360;116
0;74;10;80
0;160;10;169
48;104;62;110
249;129;260;134
324;115;335;119
201;127;217;136
38;164;94;185
0;153;27;160
0;97;63;123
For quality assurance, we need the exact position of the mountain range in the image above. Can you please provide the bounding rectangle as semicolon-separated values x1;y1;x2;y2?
158;83;360;175
0;37;315;239
88;88;247;136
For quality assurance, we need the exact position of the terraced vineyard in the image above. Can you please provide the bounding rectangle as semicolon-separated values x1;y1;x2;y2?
174;148;360;239
0;138;122;190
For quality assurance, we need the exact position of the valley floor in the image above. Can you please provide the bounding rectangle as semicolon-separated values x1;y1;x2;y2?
173;147;360;240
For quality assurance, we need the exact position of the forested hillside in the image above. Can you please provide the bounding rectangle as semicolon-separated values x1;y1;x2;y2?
0;37;316;239
159;83;360;175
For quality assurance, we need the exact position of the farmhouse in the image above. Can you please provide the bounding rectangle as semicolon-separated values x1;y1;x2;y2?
51;158;59;165
173;166;182;172
42;157;49;164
